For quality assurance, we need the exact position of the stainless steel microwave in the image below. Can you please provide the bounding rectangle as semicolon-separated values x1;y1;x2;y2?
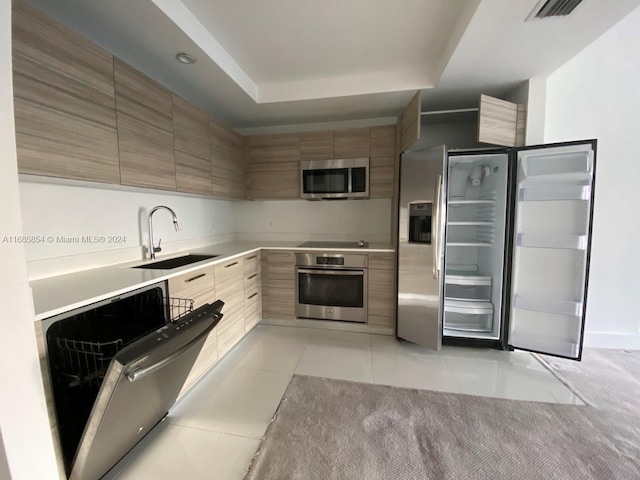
300;158;369;200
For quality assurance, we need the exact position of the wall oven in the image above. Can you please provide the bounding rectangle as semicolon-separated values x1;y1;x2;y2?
296;253;368;323
300;158;369;199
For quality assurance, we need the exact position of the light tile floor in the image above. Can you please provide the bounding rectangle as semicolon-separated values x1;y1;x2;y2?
105;325;583;480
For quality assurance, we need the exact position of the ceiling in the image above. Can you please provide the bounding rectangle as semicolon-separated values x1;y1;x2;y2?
23;0;640;129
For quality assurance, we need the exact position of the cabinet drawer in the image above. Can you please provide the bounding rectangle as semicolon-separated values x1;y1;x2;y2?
244;272;261;294
245;289;260;312
245;303;261;332
218;318;244;358
216;291;245;334
168;266;215;309
215;258;244;297
369;253;395;271
243;252;260;275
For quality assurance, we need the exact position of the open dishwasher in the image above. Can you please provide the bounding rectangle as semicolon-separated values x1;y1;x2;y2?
42;282;223;480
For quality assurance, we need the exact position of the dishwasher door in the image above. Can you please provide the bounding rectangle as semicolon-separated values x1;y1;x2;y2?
69;300;224;480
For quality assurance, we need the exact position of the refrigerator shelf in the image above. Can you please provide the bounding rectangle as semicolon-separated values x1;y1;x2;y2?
445;272;492;286
516;234;587;250
447;242;493;247
448;199;496;206
444;324;493;333
514;295;582;317
518;185;591;202
447;221;494;226
444;299;494;315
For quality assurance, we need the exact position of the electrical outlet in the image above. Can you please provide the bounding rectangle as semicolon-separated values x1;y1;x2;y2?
268;220;273;230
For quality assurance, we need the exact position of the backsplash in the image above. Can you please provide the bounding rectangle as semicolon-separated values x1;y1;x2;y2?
232;198;392;243
19;180;235;279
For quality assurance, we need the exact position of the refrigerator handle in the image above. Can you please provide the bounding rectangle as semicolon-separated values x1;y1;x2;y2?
432;175;443;279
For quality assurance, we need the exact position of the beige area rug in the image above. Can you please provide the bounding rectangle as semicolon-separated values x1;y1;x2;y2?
244;375;640;480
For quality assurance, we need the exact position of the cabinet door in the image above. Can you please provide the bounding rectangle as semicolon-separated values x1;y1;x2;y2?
400;91;421;152
300;130;334;160
12;1;120;183
210;119;245;199
368;253;396;327
334;128;370;158
172;95;211;195
214;258;245;334
246;134;300;199
267;251;296;320
478;94;527;147
114;59;176;190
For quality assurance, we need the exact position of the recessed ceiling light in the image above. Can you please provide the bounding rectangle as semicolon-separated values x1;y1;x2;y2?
176;53;196;64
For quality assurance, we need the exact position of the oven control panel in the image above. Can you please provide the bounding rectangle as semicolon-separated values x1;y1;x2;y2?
316;256;345;266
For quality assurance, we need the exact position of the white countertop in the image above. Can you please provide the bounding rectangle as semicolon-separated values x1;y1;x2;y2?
30;240;394;320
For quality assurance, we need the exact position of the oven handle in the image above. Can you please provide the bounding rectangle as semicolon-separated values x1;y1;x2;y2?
297;268;364;276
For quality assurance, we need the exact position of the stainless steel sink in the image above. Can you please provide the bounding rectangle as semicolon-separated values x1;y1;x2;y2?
132;254;218;270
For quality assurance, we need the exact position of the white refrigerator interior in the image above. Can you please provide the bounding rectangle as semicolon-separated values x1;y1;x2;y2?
443;153;509;340
508;144;594;358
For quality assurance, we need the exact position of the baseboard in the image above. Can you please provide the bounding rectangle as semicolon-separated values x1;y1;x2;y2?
583;331;640;349
261;318;394;336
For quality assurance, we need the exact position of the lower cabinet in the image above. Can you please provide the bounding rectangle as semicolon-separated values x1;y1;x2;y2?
367;253;396;327
265;250;296;320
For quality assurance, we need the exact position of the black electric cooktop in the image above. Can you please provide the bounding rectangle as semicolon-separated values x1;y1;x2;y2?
297;241;369;249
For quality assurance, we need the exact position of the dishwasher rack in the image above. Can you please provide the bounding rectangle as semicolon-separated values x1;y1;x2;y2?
54;297;194;388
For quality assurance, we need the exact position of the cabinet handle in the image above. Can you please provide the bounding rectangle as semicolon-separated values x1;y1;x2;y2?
270;252;291;257
247;292;259;300
246;255;257;260
247;273;258;280
185;273;206;283
224;261;239;268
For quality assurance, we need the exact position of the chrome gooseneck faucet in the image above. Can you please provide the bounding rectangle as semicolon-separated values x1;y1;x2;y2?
148;206;179;260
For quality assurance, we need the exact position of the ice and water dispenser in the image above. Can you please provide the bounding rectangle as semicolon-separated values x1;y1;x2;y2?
408;202;432;244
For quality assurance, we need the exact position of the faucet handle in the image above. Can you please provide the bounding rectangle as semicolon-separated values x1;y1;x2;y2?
154;238;162;253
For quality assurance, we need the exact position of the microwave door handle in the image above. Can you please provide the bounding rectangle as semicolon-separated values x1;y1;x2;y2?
432;175;442;279
125;318;218;383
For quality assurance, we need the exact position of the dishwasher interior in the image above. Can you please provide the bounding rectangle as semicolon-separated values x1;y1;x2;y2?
42;283;193;475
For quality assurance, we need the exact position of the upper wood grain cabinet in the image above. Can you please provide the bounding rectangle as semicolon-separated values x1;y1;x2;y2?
173;95;209;159
370;126;396;157
334;128;370;158
300;130;334;160
210;119;245;199
172;95;211;195
477;94;527;147
12;0;120;183
246;134;300;200
114;58;176;191
400;91;421;152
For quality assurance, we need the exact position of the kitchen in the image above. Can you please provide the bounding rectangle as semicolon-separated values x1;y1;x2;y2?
2;0;640;479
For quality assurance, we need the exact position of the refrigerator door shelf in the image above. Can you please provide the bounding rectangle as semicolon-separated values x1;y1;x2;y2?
518;185;591;202
516;233;587;250
514;295;583;317
447;242;493;247
509;332;579;359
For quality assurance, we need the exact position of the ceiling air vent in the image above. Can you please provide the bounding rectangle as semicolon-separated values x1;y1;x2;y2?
526;0;584;20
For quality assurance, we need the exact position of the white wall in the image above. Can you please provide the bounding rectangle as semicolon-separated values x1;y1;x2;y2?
0;0;60;476
20;180;236;279
545;6;640;348
233;199;392;243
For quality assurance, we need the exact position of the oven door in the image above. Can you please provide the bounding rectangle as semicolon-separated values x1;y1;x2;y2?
296;268;367;323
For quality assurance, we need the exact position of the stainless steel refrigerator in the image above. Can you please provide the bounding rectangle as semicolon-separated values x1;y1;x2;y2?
396;140;596;360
